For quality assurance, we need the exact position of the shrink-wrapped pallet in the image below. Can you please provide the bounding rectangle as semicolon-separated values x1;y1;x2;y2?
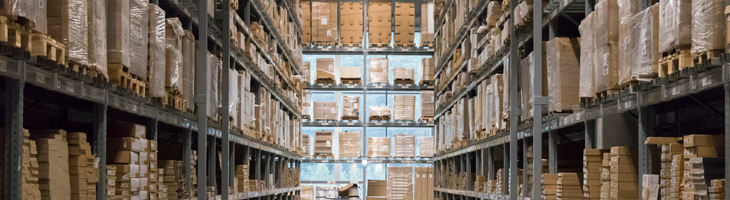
48;0;89;65
658;0;692;52
394;67;414;80
312;0;337;44
228;68;238;116
490;74;504;130
129;0;149;79
148;5;166;97
1;0;37;30
165;18;184;50
394;95;416;121
388;167;413;200
519;44;547;120
88;0;108;79
313;102;338;120
691;0;725;53
207;53;220;119
369;58;389;84
421;58;435;81
579;13;594;98
546;38;581;113
421;91;435;117
593;0;619;93
501;54;511;120
368;137;391;158
419;137;434;158
340;67;361;79
107;0;130;67
394;134;415;158
369;106;392;119
338;131;361;158
314;131;333;154
316;58;335;80
341;96;360;118
486;1;503;27
182;31;196;111
629;5;659;83
617;0;639;85
165;47;182;94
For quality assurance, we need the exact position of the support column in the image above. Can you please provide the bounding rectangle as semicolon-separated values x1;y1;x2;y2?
184;128;193;197
548;131;557;173
585;120;595;149
509;0;520;198
196;0;209;197
220;0;232;198
503;144;509;196
4;61;24;200
487;147;494;180
208;137;216;187
94;101;108;200
637;105;651;199
532;1;545;198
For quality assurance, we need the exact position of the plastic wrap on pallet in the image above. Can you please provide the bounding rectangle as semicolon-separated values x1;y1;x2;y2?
34;0;47;34
617;0;639;86
579;13;594;98
129;0;148;79
547;38;581;113
593;0;619;94
387;166;413;200
523;44;546;120
369;106;391;118
394;95;416;121
394;67;414;80
147;5;165;98
87;0;107;79
302;61;311;82
421;91;434;117
338;131;361;158
367;137;391;158
315;58;335;80
182;31;196;111
369;58;389;84
49;0;89;65
341;96;360;118
519;55;530;121
165;18;184;50
501;54;511;120
107;0;130;67
313;101;338;120
165;46;182;94
1;0;35;26
691;0;725;53
393;134;415;158
229;68;238;116
311;0;337;43
207;53;220;119
486;1;502;27
340;67;361;79
630;5;659;83
419;137;434;158
594;0;618;46
490;74;504;130
658;0;692;52
421;58;434;81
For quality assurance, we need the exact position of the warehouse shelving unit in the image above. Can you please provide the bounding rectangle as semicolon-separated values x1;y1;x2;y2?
1;0;305;200
299;0;436;199
432;0;730;200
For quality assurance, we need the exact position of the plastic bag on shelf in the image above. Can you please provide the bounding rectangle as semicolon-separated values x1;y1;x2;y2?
165;46;182;94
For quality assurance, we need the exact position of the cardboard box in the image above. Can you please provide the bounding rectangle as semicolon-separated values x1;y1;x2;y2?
108;151;140;164
419;137;434;158
369;58;389;84
313;102;338;120
316;58;335;80
314;131;333;154
683;134;724;148
367;137;391;158
393;95;416;121
393;134;415;158
367;180;387;197
421;58;435;81
109;121;147;138
338;131;361;158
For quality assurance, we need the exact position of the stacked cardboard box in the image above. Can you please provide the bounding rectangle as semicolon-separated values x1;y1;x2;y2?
369;58;389;84
419;137;434;158
542;173;559;200
394;95;416;121
642;174;659;200
368;137;391;158
67;132;100;199
368;180;387;199
525;145;548;196
394;134;416;158
600;153;611;199
421;58;435;83
236;165;250;193
687;157;725;200
583;149;606;199
495;169;504;194
394;67;415;82
338;131;361;158
709;179;725;200
313;102;338;120
369;106;392;120
303;135;311;157
670;154;683;200
592;0;619;94
394;2;415;46
312;0;337;44
340;67;362;80
316;58;335;81
342;96;360;119
17;128;42;200
148;4;167;98
301;0;311;45
106;165;117;198
557;173;582;200
340;1;363;46
609;146;638;200
30;129;71;199
474;175;486;192
302;185;314;200
161;160;186;198
546;37;581;113
414;167;434;200
314;131;333;154
683;134;724;200
655;141;683;199
107;121;147;199
368;0;392;46
421;91;435;118
148;140;159;198
420;1;435;47
388;167;413;200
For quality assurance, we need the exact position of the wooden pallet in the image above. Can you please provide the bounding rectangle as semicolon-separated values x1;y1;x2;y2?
370;43;389;47
341;116;360;121
76;63;108;86
421;41;434;48
109;63;147;97
30;33;65;65
340;43;361;47
395;43;416;48
369;116;391;122
394;78;414;85
619;80;640;92
659;48;692;77
313;153;333;159
315;78;335;84
419;79;434;85
340;78;362;85
0;16;31;58
519;118;533;126
418;116;434;122
595;89;620;99
312;42;336;48
163;90;185;111
692;49;724;65
302;115;311;120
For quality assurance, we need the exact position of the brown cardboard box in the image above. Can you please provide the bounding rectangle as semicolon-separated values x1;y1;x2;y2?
394;95;416;121
109;121;147;138
312;0;337;44
546;37;581;113
421;58;435;81
368;0;392;46
394;2;415;46
421;91;435;117
313;101;338;120
338;131;361;158
316;58;335;80
340;67;362;79
393;134;415;158
368;137;391;158
419;137;434;157
108;137;148;152
314;131;333;154
109;151;140;164
683;134;724;148
369;58;389;84
394;67;414;80
367;180;387;197
340;2;363;46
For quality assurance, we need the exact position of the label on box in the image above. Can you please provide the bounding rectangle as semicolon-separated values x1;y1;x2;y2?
326;141;331;147
322;18;328;25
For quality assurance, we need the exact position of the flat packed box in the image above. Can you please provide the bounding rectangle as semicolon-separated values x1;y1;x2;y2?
314;131;333;154
313;102;338;120
316;58;335;80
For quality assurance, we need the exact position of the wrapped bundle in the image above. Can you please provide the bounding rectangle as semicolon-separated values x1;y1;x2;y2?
341;96;360;119
88;0;108;79
501;54;511;120
421;91;435;117
128;0;149;79
394;67;414;80
579;13;595;98
691;0;725;53
107;0;130;67
148;4;166;97
313;102;338;120
658;0;692;52
369;58;389;84
546;38;581;113
393;134;416;158
369;106;392;120
629;5;659;82
617;0;639;85
316;58;335;80
490;74;504;130
367;137;391;158
485;1;503;27
421;58;435;82
338;131;361;158
394;95;416;121
593;0;619;93
207;53;220;118
182;31;196;111
340;67;362;79
419;137;434;157
520;44;546;121
49;0;89;65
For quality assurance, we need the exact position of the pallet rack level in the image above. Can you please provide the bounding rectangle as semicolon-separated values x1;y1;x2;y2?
433;0;730;200
303;46;435;56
